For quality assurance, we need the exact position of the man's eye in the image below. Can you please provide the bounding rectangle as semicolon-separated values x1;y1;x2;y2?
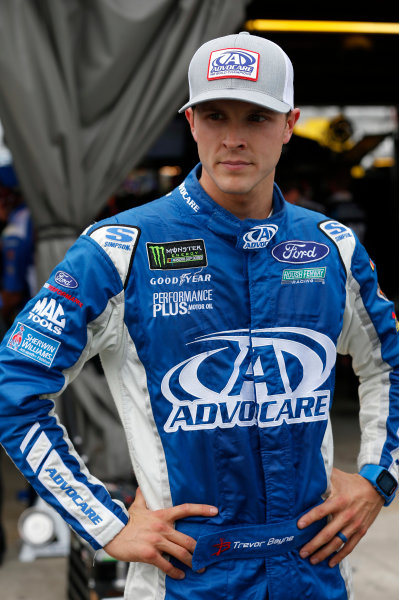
208;113;223;120
248;114;267;122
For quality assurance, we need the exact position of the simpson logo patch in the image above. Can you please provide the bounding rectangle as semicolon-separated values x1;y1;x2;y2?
147;239;207;270
208;48;259;81
88;224;140;286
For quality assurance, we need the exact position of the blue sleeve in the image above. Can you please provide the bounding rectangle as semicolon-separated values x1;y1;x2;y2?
349;243;399;477
0;234;129;549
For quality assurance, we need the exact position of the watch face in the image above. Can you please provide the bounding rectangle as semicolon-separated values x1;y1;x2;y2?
377;470;398;496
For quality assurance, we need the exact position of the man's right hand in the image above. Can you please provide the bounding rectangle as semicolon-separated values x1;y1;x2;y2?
103;487;218;579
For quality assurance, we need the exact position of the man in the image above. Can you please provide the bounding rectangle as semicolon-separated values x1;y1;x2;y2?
0;32;398;600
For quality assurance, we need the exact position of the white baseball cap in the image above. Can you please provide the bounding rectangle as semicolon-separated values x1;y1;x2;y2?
179;31;294;114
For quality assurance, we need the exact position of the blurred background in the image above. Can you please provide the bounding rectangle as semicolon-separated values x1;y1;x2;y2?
0;2;398;598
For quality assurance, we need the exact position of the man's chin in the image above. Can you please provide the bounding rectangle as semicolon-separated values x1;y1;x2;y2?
216;180;253;197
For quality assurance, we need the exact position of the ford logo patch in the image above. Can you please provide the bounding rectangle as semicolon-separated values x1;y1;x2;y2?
54;270;79;289
272;241;329;264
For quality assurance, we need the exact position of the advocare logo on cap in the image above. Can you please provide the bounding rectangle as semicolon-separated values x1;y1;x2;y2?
208;47;260;81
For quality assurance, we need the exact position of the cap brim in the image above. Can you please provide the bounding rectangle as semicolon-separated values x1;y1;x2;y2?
178;89;292;114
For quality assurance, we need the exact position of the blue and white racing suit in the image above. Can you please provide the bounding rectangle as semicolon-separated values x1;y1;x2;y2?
1;164;399;600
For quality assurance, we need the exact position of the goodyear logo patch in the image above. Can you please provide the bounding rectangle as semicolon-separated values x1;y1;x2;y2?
147;239;207;271
282;267;326;284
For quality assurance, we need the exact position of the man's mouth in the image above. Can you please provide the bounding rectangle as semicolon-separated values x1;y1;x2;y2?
219;160;252;170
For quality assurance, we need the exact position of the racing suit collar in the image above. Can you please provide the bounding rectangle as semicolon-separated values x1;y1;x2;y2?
180;163;286;248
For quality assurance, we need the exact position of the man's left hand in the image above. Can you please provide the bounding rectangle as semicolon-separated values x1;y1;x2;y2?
297;467;384;568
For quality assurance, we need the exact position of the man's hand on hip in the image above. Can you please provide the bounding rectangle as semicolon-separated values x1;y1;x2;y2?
297;467;384;567
104;487;218;579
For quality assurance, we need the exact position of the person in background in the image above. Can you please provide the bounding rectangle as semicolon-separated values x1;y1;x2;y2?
0;182;35;328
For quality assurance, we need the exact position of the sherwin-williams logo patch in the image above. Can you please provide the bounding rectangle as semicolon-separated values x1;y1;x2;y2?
7;322;60;367
282;267;326;284
147;239;207;270
208;48;260;81
272;241;329;264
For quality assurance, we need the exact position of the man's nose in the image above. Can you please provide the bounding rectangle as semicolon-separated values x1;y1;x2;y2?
222;125;247;149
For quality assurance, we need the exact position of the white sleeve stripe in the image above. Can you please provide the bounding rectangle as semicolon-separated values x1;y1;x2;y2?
20;422;40;453
26;431;52;473
347;275;392;467
38;449;125;546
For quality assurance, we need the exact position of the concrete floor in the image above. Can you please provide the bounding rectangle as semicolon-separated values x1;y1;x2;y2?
0;406;398;599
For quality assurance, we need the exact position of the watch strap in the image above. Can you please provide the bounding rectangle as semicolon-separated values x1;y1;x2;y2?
359;464;398;506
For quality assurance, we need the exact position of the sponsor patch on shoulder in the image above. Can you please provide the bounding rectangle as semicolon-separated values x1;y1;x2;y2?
89;225;140;252
88;224;140;285
7;322;60;367
319;221;354;242
147;239;207;270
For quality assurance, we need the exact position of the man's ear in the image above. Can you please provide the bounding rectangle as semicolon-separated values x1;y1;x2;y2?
185;108;197;142
283;108;300;145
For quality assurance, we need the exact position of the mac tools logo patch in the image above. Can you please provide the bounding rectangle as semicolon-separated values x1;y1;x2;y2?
162;327;335;432
27;297;66;336
208;48;260;81
242;224;278;250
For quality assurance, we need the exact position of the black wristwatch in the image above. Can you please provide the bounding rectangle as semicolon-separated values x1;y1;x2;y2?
359;465;398;506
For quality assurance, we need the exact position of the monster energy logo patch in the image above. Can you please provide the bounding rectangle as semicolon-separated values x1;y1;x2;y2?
282;267;326;284
147;239;207;270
